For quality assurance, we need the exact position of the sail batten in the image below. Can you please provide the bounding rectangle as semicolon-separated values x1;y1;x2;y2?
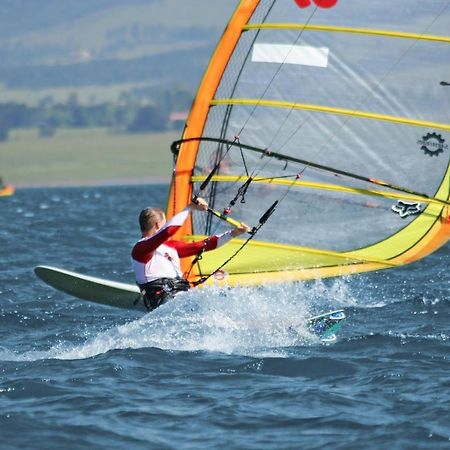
191;175;450;208
243;23;450;43
211;98;450;132
186;235;400;267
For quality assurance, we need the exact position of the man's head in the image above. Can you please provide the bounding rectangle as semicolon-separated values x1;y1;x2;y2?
139;207;165;235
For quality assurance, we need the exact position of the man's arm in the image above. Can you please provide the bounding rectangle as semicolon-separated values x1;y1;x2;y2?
166;231;234;258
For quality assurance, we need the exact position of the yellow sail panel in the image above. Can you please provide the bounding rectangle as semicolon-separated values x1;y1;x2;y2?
182;236;395;286
352;163;450;264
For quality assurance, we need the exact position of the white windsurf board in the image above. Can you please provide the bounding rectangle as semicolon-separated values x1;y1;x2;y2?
35;265;145;311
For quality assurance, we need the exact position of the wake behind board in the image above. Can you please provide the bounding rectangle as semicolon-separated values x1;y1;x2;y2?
35;265;145;311
307;310;346;342
35;266;346;340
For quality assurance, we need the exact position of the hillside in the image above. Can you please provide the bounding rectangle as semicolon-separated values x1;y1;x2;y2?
0;0;238;100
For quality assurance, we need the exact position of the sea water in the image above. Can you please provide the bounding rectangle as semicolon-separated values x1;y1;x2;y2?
1;185;449;449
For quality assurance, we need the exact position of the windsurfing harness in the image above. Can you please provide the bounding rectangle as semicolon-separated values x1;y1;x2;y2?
137;277;190;311
131;206;233;292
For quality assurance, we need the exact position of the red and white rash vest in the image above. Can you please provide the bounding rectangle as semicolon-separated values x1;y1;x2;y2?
131;207;232;285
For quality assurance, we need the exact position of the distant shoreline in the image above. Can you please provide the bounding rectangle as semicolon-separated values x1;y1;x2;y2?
2;128;177;189
12;176;171;189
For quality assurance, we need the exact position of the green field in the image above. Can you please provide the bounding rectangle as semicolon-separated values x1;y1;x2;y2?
0;128;180;187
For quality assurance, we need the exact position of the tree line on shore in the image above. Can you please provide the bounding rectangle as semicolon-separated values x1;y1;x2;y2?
0;87;193;141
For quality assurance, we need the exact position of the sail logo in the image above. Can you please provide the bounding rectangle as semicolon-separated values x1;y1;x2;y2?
418;132;448;157
294;0;338;8
392;201;422;218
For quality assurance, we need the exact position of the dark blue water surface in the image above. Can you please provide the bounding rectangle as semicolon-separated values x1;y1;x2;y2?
1;185;449;449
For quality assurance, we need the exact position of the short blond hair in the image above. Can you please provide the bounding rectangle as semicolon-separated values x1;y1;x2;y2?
139;207;165;233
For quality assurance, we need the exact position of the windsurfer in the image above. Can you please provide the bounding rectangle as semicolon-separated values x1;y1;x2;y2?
131;197;249;311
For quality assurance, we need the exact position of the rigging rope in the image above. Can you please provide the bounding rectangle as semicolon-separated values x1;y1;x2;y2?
186;136;255;281
191;200;279;287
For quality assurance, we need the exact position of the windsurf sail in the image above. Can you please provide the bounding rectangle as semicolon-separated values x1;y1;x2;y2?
0;185;15;197
167;0;450;287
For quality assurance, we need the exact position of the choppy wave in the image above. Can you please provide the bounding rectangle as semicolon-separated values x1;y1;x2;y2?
2;185;449;450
